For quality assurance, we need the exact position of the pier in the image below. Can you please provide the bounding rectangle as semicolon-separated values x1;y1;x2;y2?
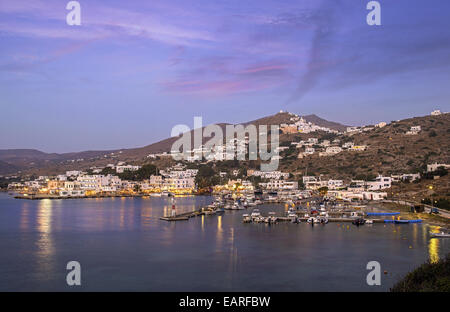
159;207;205;221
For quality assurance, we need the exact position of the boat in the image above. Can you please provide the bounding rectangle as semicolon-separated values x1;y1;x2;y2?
232;202;244;210
254;199;263;205
318;217;328;224
365;219;373;224
352;218;366;226
150;192;162;197
216;207;225;214
251;209;261;218
203;209;216;215
430;232;450;238
224;203;233;210
242;214;252;223
394;219;422;224
366;212;400;216
161;191;171;196
268;212;278;223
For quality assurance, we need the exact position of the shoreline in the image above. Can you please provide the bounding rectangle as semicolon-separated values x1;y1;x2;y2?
372;201;450;227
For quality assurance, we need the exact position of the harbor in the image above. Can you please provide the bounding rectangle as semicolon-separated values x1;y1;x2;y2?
159;192;431;229
1;192;448;292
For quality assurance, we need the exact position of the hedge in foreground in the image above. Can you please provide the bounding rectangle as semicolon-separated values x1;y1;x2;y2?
391;253;450;292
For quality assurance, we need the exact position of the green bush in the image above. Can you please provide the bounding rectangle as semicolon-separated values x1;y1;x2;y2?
391;253;450;292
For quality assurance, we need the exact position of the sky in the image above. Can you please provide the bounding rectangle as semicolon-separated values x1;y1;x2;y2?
0;0;449;153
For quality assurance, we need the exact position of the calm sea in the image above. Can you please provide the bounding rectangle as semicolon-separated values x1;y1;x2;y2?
0;192;448;291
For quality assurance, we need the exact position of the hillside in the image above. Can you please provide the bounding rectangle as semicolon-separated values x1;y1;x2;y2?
0;112;347;175
0;112;447;179
302;114;349;132
279;113;450;180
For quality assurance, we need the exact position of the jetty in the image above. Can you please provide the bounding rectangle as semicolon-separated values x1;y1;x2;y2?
159;207;205;221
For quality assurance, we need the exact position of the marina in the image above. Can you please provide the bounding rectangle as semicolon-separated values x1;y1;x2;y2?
0;192;448;291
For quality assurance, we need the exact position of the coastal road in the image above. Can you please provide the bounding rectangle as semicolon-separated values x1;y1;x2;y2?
383;199;450;219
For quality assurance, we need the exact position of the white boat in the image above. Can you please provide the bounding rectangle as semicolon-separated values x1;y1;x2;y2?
307;217;317;223
430;232;450;238
254;200;263;205
232;202;244;210
161;191;171;196
365;219;374;224
242;214;252;223
268;212;277;223
150;192;162;197
251;209;261;218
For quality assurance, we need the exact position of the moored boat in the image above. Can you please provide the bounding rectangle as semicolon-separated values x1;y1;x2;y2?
430;232;450;238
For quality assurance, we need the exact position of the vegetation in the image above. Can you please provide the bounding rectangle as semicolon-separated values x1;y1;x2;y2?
117;164;158;181
195;165;220;189
391;253;450;292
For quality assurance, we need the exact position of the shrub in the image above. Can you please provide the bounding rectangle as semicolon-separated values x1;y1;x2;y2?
391;253;450;292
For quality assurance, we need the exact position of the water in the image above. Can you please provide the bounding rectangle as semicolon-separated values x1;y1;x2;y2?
0;192;448;291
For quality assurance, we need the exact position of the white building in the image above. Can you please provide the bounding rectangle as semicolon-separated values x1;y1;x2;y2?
116;165;141;173
366;176;392;190
431;110;442;116
427;163;450;172
262;180;298;190
327;180;344;189
325;146;342;154
362;192;387;201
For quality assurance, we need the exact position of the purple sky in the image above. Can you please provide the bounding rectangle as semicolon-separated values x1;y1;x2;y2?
1;0;449;153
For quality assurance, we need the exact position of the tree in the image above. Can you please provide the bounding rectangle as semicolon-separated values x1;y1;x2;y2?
118;164;157;181
195;165;219;188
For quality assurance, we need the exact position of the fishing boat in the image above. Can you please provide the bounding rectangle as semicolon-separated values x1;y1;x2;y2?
430;232;450;238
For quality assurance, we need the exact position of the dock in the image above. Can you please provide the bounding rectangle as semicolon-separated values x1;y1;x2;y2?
159;207;205;221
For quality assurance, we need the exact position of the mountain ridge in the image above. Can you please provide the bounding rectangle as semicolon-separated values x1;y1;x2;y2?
0;112;357;175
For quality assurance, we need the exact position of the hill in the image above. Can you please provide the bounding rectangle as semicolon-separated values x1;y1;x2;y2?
0;112;347;175
279;113;450;180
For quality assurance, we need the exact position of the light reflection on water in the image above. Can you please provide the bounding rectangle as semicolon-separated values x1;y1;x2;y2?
1;194;449;291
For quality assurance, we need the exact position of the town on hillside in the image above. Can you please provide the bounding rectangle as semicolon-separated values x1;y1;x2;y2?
2;110;449;212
